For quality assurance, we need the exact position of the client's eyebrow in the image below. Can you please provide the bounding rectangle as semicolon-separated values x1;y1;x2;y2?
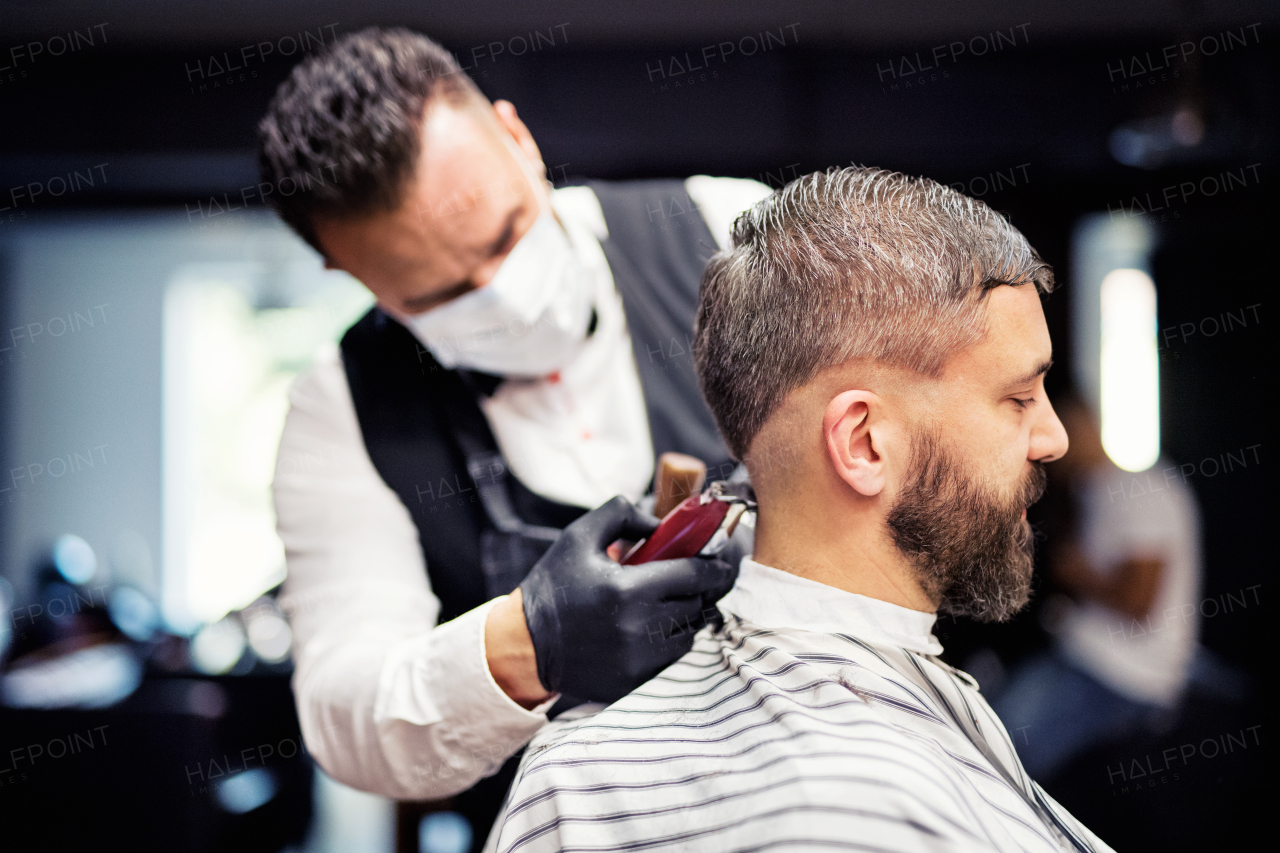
1007;358;1054;389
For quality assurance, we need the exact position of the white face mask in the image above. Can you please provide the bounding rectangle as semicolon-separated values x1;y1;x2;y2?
401;210;595;377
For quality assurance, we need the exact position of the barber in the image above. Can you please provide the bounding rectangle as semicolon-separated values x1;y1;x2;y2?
259;27;769;837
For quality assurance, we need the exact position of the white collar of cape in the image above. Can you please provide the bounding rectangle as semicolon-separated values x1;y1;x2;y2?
718;557;945;657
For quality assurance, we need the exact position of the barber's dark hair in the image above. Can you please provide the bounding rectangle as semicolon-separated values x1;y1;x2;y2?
257;27;483;253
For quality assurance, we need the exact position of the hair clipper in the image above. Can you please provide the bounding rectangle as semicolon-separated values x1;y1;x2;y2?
621;480;756;565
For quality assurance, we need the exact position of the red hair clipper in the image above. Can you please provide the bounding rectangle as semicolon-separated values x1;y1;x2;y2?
622;479;756;565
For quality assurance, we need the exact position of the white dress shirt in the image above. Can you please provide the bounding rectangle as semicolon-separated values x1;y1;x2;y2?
488;559;1115;853
272;177;772;799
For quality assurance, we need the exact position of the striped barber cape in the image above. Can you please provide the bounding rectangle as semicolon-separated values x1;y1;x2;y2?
487;558;1114;853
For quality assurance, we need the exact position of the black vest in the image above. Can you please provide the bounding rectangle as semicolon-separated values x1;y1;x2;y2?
338;180;732;846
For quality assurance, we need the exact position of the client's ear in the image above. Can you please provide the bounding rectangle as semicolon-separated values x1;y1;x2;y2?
823;390;887;497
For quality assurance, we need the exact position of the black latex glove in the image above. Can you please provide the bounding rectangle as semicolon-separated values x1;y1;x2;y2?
520;495;739;704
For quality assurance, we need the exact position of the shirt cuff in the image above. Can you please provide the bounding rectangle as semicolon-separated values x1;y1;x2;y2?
467;596;557;723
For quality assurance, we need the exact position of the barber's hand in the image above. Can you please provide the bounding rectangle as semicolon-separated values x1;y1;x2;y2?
520;495;738;704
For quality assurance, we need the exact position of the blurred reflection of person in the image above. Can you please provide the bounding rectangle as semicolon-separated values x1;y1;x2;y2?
994;395;1202;781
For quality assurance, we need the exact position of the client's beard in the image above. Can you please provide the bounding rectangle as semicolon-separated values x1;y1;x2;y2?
886;430;1047;623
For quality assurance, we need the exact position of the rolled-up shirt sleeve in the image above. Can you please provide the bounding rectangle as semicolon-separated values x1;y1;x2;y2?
273;343;551;800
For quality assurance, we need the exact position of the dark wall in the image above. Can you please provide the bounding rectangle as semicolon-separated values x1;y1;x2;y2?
1;22;1274;200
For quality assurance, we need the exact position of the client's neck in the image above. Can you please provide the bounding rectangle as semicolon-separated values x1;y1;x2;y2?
751;488;937;614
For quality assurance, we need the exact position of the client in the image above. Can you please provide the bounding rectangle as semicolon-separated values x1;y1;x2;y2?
487;167;1113;853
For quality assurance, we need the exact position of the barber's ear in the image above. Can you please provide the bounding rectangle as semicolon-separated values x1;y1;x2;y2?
823;390;886;497
492;100;546;175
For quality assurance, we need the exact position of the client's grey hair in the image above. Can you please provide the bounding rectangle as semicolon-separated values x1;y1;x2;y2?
694;166;1054;460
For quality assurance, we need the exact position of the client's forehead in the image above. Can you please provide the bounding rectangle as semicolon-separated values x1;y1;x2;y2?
940;284;1052;392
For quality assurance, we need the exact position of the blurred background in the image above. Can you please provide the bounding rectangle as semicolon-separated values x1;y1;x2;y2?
0;2;1271;851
